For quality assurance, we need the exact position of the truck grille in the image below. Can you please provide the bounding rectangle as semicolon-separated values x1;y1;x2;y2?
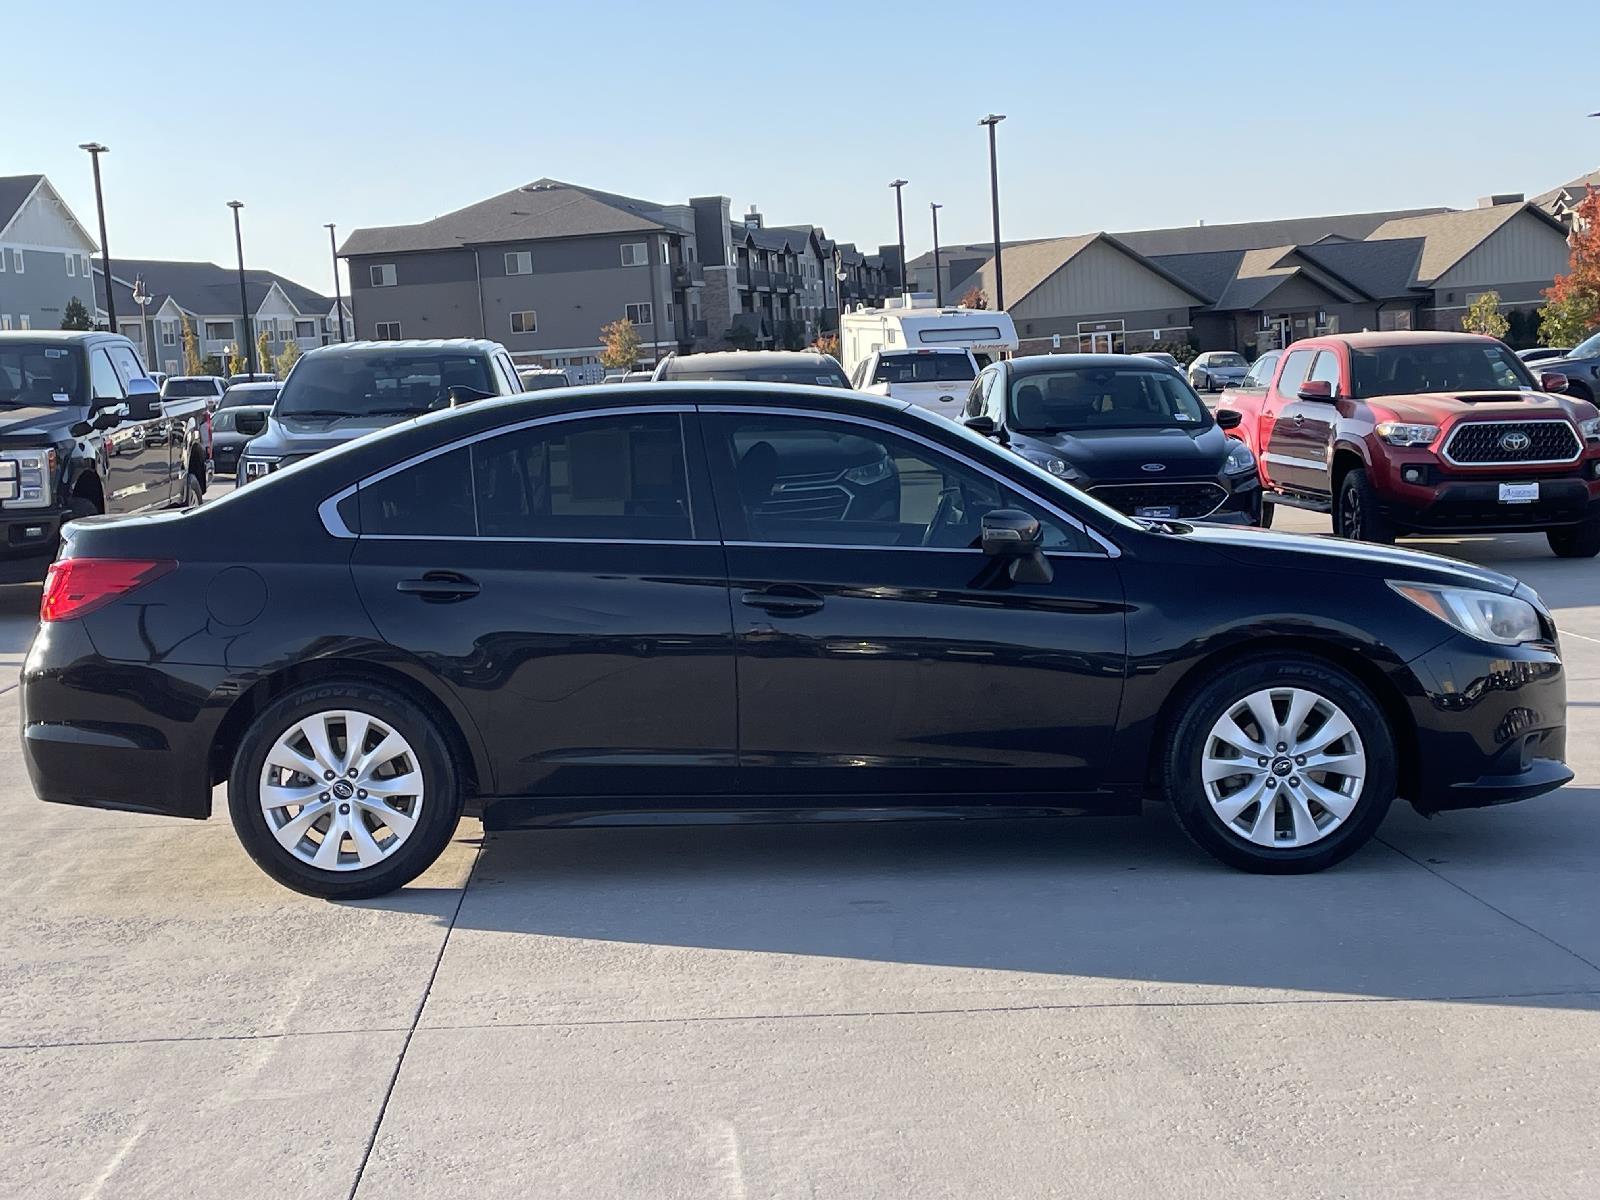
1443;420;1581;465
1088;481;1227;518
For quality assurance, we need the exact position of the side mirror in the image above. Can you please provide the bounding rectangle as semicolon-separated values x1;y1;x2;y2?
964;414;997;436
980;508;1053;585
1215;408;1243;430
1296;380;1335;402
126;376;160;400
1541;372;1568;394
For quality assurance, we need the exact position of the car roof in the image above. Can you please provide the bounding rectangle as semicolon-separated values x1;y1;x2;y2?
168;375;225;382
1313;330;1501;351
1008;353;1184;374
303;338;507;358
0;330;127;345
666;351;838;369
224;381;279;391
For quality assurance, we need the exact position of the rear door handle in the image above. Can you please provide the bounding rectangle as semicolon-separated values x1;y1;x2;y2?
740;585;824;616
395;571;481;601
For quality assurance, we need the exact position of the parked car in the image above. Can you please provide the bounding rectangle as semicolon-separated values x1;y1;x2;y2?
1136;351;1183;374
1218;331;1600;555
962;354;1261;523
1532;329;1600;404
23;382;1572;896
599;370;654;384
653;351;849;387
235;339;522;484
1517;347;1573;366
1188;351;1251;392
210;405;271;475
228;372;277;386
849;347;979;418
515;368;571;392
217;381;281;410
0;332;210;582
161;375;227;410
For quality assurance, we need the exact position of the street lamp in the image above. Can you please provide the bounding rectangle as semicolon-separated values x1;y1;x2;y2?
324;223;345;343
889;179;908;298
78;143;114;329
979;114;1006;310
132;274;152;370
930;203;944;306
227;201;255;375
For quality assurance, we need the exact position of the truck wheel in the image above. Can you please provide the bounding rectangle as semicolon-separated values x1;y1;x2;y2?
67;495;99;522
1547;518;1600;558
1257;497;1275;528
1335;468;1395;544
175;472;203;510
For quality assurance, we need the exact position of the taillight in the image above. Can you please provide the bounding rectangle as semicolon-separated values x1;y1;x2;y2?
40;558;177;622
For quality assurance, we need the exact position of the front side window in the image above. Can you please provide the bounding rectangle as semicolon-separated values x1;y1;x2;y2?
1348;341;1532;398
1275;348;1315;398
1008;366;1208;433
89;349;123;402
1307;350;1342;395
709;414;1093;552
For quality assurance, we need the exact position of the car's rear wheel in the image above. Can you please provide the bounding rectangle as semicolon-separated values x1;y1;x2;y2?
1547;517;1600;558
1335;468;1395;544
228;682;464;898
176;471;203;509
1163;655;1396;873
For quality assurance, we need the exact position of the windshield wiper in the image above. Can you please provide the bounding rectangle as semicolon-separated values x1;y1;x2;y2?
367;405;436;416
279;408;351;418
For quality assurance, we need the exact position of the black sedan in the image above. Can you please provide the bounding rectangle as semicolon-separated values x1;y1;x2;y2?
962;355;1261;524
21;384;1570;897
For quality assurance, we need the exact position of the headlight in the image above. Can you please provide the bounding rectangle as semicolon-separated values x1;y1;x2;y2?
1021;452;1077;480
844;455;892;486
0;448;56;507
1223;440;1256;475
1580;417;1600;442
241;456;281;482
1376;422;1440;448
1390;582;1542;646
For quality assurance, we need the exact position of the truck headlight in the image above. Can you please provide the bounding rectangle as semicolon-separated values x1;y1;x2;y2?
1390;582;1542;646
0;448;56;508
1376;422;1440;448
1580;417;1600;442
241;456;281;482
1224;440;1256;475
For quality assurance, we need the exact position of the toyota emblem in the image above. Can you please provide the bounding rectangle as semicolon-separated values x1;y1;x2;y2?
1141;462;1167;473
1498;431;1531;454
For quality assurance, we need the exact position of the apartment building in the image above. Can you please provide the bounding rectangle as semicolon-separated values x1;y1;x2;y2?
0;175;99;333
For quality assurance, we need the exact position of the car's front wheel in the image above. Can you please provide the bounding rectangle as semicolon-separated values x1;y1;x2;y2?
1335;467;1395;544
1163;655;1396;873
1547;517;1600;558
228;682;464;898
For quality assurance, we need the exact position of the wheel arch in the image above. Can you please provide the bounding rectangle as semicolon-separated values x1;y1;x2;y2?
71;466;105;511
1330;442;1369;496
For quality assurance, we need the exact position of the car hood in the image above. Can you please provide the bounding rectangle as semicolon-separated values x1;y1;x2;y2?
1013;424;1230;481
1177;522;1519;594
249;411;416;456
1365;389;1576;423
0;405;85;445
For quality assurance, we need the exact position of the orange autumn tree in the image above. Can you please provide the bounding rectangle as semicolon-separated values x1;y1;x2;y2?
1540;186;1600;347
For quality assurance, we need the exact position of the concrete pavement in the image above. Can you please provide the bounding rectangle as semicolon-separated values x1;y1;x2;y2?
1;508;1597;1199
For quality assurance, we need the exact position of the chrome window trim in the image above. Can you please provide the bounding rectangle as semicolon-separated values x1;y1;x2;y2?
1440;419;1583;468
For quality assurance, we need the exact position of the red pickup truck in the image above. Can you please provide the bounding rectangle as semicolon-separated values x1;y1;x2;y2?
1218;331;1600;557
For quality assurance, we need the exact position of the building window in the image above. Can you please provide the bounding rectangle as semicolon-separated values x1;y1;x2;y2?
66;254;75;277
375;321;402;339
295;319;316;338
625;302;653;326
82;255;91;277
162;322;177;346
509;310;537;334
504;251;532;275
686;244;697;262
620;243;647;267
370;263;397;287
205;321;234;341
12;249;23;274
19;315;30;329
0;316;9;330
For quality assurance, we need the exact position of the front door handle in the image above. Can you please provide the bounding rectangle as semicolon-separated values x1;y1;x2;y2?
395;571;481;601
740;585;824;616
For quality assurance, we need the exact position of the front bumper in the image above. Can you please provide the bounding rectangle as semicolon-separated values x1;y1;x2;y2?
1375;454;1600;533
1404;630;1570;814
0;506;69;584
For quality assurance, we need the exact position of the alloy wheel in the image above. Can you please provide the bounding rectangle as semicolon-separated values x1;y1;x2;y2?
1338;487;1360;537
1201;687;1366;848
258;709;426;871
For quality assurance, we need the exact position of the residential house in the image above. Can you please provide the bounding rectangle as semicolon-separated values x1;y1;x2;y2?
0;175;98;333
93;259;349;374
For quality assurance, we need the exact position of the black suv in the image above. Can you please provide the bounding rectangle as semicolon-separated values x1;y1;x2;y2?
237;339;523;483
0;331;210;582
1542;329;1600;405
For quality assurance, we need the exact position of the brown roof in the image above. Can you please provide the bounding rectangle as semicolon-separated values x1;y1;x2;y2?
1365;203;1565;284
975;233;1206;309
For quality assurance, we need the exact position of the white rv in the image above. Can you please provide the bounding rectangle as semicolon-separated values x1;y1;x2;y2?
841;296;1018;416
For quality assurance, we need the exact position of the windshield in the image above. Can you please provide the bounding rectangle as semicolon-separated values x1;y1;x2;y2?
1348;341;1535;398
219;385;279;409
163;378;218;397
1208;353;1247;368
1009;367;1210;433
871;354;976;384
0;343;88;408
1573;331;1600;358
276;352;493;417
670;365;849;387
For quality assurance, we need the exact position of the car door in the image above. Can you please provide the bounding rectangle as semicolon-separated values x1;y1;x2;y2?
701;405;1127;800
1259;346;1316;495
348;404;738;802
90;347;165;513
1270;348;1341;496
106;341;177;506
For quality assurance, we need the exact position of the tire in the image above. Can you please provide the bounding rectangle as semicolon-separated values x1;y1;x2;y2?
67;494;99;522
1257;496;1275;528
1163;654;1397;874
228;681;465;899
1547;518;1600;558
1334;467;1395;544
174;471;203;510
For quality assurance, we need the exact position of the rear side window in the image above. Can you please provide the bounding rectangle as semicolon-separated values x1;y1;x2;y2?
358;448;475;536
1275;349;1315;397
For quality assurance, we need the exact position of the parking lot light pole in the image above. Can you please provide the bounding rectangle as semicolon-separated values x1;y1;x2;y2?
78;143;114;329
228;201;255;375
979;114;1006;311
324;223;345;343
930;203;944;306
889;180;908;298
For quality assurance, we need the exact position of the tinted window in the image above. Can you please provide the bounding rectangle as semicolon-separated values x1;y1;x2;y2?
219;385;279;409
1240;352;1279;388
1008;367;1208;432
1275;349;1315;397
107;344;148;390
358;448;475;536
0;343;88;407
89;349;124;403
871;354;976;384
1348;341;1533;398
1307;350;1342;395
472;414;692;540
165;378;222;397
711;414;1092;552
278;351;494;417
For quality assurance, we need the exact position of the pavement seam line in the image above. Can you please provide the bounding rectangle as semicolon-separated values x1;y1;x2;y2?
345;835;483;1200
1377;833;1600;975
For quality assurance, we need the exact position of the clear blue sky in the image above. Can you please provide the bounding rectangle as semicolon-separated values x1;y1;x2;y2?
11;0;1596;299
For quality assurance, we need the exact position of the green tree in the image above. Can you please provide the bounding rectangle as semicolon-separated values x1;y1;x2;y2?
1540;186;1600;347
598;318;641;370
59;297;93;330
274;337;302;378
1461;290;1510;339
255;330;272;376
181;316;205;376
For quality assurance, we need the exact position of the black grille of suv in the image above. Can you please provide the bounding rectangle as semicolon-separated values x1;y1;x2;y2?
1444;420;1580;465
1088;482;1227;518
